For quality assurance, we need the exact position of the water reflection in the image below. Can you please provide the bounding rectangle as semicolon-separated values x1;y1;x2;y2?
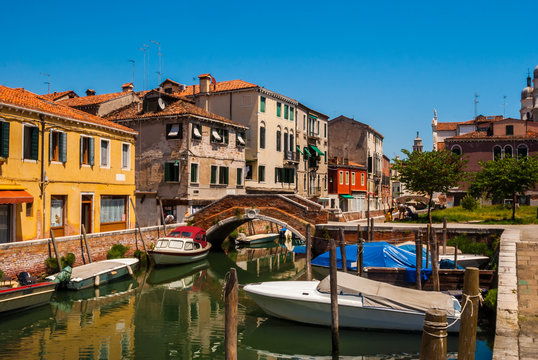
0;242;492;360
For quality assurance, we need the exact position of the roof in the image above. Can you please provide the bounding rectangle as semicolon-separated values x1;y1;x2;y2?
41;90;78;101
105;94;246;128
160;78;180;86
121;82;133;87
445;129;538;141
436;122;459;131
437;115;508;131
60;91;133;107
178;79;258;97
0;85;136;134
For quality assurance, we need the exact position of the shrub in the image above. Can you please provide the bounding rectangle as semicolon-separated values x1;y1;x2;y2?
134;249;147;267
107;244;129;259
447;234;488;255
45;257;59;274
61;253;76;268
484;288;497;310
461;194;478;211
228;229;239;241
0;268;4;281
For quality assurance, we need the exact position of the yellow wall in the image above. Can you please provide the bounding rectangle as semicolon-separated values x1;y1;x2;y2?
0;107;136;241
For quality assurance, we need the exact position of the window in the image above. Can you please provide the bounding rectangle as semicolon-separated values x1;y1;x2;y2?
493;146;502;160
190;163;199;183
289;134;294;153
211;128;229;143
210;165;218;184
260;126;266;149
100;196;127;231
361;173;365;186
192;124;202;139
258;165;265;182
518;145;528;159
276;130;281;151
276;102;281;117
290;107;294;121
506;125;514;136
50;195;66;237
275;167;294;183
237;168;243;185
283;132;288;153
49;131;67;163
219;166;229;185
80;136;95;166
339;171;344;185
0;121;10;158
284;105;289;119
352;172;355;185
324;123;327;138
122;143;130;169
345;171;349;185
237;131;246;146
23;125;39;160
260;96;266;113
324;151;327;164
504;145;512;158
245;164;253;180
164;162;180;182
451;145;461;156
166;123;182;139
100;139;110;167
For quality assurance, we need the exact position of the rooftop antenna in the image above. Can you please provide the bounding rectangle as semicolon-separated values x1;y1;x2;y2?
128;60;135;87
138;45;149;89
503;95;507;118
150;40;162;86
474;92;479;118
40;73;51;93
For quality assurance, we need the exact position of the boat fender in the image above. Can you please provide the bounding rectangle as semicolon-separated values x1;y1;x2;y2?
127;265;134;277
94;275;100;287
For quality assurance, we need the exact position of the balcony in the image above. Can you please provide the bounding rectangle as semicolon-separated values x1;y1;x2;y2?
284;150;300;162
311;186;321;197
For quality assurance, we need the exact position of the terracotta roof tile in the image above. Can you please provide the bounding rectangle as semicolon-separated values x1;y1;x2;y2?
41;90;78;101
160;78;180;86
121;82;133;88
178;79;258;97
446;130;538;140
436;122;460;131
60;91;133;107
0;85;136;134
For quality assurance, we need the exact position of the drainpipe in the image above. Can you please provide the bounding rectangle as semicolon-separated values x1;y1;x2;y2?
40;115;46;239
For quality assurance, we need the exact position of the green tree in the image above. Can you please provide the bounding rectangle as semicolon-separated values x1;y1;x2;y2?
470;155;538;220
393;149;467;225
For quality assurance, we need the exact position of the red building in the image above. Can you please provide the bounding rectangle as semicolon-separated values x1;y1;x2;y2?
328;159;367;213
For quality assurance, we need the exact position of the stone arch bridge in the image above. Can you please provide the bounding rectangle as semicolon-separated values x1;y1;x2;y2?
189;194;330;244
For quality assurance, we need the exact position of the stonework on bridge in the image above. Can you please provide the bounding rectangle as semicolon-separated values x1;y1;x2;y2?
189;194;329;243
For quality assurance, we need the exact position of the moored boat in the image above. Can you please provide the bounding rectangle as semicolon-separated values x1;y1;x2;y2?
244;271;461;332
148;226;211;265
0;281;56;314
236;233;279;245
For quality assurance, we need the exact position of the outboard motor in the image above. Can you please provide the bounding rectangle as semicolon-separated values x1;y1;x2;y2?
17;272;35;286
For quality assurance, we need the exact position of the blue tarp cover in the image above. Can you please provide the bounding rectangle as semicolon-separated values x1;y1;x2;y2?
310;242;432;283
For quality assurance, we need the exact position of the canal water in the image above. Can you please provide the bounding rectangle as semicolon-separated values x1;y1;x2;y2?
0;243;493;359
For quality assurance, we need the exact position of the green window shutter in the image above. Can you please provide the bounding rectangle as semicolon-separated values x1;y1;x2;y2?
225;167;229;184
275;167;278;183
49;131;53;162
190;163;197;183
260;127;265;149
284;105;289;119
60;132;67;163
260;97;266;113
211;166;217;184
236;168;242;185
80;137;84;165
290;108;294;121
0;122;9;158
31;127;39;160
277;103;281;117
88;137;95;166
164;163;170;181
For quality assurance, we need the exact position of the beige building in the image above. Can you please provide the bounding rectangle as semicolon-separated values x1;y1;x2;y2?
105;90;247;225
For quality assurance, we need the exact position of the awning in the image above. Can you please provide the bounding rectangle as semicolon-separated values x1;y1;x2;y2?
193;126;202;138
310;145;324;156
340;194;354;199
296;145;304;155
211;129;221;141
303;147;312;157
0;190;34;204
237;134;245;145
168;124;180;137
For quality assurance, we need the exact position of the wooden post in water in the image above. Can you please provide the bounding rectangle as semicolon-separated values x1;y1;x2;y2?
49;229;62;271
415;230;422;290
130;197;148;256
454;243;458;269
369;217;374;242
357;225;363;276
158;198;166;236
339;228;347;272
431;230;440;291
442;216;447;255
225;268;238;360
425;224;430;269
305;224;312;281
458;267;480;360
420;309;448;360
81;224;93;263
329;239;339;356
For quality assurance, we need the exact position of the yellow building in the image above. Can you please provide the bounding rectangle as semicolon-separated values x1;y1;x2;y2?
0;85;137;242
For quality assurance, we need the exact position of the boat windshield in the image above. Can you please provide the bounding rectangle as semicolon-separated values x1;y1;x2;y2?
184;242;194;251
167;231;181;237
181;231;193;238
156;240;169;248
169;240;184;249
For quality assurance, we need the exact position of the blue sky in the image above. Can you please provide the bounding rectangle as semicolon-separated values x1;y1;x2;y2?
1;0;537;157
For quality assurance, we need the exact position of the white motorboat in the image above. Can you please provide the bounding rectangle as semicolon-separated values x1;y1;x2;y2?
148;226;211;265
439;254;490;268
236;233;279;245
244;271;461;332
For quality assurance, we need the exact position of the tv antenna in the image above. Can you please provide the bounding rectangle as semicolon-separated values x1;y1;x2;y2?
150;40;162;86
128;60;135;87
138;44;149;89
474;92;479;118
40;73;51;93
503;95;507;117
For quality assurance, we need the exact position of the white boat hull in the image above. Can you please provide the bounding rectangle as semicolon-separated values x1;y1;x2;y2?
149;250;210;265
245;281;460;332
0;282;56;314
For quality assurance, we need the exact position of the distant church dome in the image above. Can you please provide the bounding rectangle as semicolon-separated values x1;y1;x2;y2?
522;86;534;100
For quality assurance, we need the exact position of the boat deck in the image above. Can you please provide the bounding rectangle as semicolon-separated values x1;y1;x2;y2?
69;259;137;279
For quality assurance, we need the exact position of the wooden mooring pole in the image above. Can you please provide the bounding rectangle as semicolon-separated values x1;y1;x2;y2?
442;216;447;255
339;228;347;272
458;267;480;360
426;224;430;269
454;243;459;269
49;230;62;271
357;225;363;276
415;231;422;290
369;217;374;242
329;239;339;356
431;230;440;291
81;224;93;263
420;309;448;360
225;268;238;360
306;224;312;281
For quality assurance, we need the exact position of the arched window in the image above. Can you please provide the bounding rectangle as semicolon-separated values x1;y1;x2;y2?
504;145;512;158
259;123;266;149
289;131;294;153
276;127;281;152
517;144;528;159
493;146;502;160
451;145;462;156
283;129;288;153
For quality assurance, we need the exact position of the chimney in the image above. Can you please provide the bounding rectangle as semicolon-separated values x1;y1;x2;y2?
122;83;134;92
86;89;96;96
199;73;211;93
